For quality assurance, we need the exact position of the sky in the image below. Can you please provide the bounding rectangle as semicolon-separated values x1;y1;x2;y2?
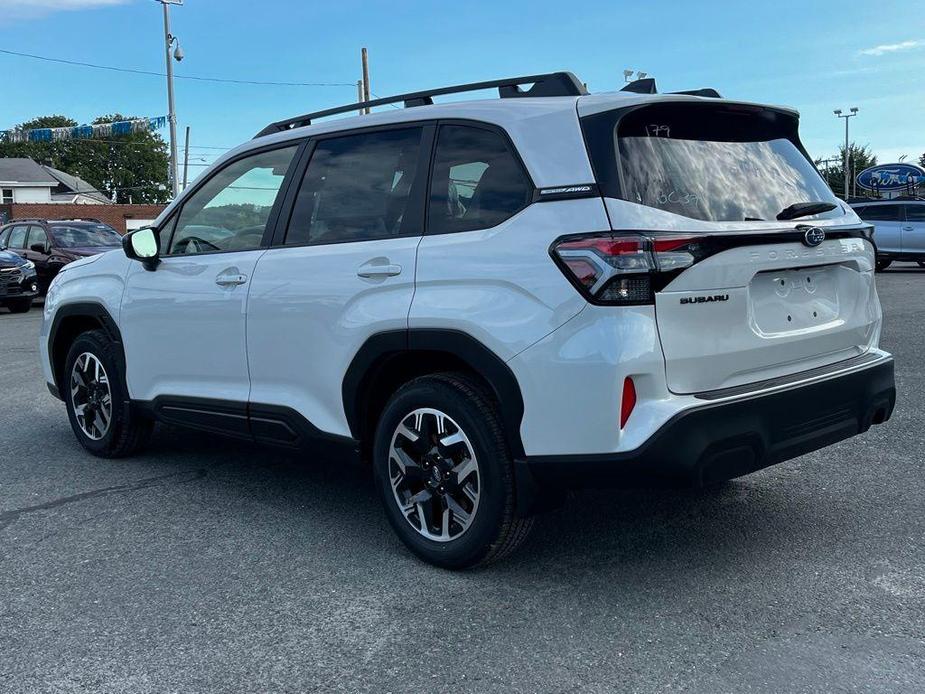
0;0;923;178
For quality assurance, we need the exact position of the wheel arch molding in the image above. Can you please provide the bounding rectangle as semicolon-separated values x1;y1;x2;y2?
48;302;126;400
343;329;527;459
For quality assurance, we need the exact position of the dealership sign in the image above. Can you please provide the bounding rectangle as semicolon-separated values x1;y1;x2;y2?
856;163;925;192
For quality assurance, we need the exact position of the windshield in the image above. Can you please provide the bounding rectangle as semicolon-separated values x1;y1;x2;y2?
606;103;841;222
51;224;122;248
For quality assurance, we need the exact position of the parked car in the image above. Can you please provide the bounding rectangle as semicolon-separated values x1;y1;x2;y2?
850;198;925;270
0;218;122;295
40;72;895;568
0;247;38;313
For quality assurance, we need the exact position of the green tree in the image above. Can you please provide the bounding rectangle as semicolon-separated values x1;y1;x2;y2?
0;114;170;203
815;143;877;198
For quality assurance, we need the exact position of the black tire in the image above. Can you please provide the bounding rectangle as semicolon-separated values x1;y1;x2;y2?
373;372;533;569
6;298;32;313
875;257;892;272
63;329;153;458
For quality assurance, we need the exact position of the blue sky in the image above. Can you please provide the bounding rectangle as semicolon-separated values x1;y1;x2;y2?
1;0;923;176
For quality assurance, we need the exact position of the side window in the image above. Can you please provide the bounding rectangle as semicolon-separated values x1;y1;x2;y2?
167;145;298;256
904;205;925;223
427;125;532;235
858;204;902;222
7;225;27;249
27;225;48;251
284;127;423;246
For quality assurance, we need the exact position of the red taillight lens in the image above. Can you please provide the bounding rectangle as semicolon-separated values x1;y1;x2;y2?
551;232;707;304
620;376;636;429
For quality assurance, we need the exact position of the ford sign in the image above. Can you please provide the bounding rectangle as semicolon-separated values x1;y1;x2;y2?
856;163;925;192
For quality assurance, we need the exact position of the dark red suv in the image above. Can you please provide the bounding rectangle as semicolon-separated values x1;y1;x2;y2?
0;218;123;295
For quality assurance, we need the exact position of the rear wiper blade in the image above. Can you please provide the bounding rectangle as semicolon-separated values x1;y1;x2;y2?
776;201;837;221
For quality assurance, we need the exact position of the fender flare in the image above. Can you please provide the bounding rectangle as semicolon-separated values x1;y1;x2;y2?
47;302;125;397
342;329;526;458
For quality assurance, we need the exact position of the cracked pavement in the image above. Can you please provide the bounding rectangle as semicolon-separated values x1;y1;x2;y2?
1;269;924;693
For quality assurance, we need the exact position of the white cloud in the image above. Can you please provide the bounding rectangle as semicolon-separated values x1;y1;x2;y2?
1;0;129;22
859;40;922;57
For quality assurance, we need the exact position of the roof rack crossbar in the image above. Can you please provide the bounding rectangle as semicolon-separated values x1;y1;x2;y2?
254;71;587;138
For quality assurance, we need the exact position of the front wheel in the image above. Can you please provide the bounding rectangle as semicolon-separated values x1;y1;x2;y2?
875;257;892;272
5;298;32;313
63;329;153;458
373;373;533;569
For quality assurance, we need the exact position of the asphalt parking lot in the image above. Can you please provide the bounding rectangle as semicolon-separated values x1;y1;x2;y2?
1;269;923;694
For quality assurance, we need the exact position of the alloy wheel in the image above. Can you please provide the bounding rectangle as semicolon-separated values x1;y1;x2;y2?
70;352;113;440
389;408;480;542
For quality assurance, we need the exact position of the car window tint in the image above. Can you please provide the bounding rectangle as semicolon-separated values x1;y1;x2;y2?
428;125;532;234
7;226;27;249
168;145;298;256
904;205;925;223
856;204;902;222
27;225;48;249
285;127;423;246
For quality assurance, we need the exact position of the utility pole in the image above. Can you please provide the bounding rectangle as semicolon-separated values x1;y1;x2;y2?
834;107;859;199
357;79;364;115
157;0;184;199
182;125;190;189
361;47;371;114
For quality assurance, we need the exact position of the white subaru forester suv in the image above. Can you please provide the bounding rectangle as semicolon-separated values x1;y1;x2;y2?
41;73;895;568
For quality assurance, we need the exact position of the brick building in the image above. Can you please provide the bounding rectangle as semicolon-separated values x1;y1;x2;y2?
1;202;166;234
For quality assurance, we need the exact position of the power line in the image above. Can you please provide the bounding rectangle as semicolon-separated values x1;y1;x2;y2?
0;48;356;88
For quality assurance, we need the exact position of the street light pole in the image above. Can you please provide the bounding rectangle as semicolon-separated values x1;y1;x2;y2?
834;107;859;200
158;0;183;199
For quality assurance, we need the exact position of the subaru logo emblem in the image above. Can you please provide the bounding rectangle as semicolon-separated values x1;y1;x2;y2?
803;227;826;247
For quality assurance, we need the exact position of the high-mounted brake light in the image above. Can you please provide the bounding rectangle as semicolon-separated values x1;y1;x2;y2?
551;233;707;305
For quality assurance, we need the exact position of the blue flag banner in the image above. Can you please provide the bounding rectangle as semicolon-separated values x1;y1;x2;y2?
0;116;168;144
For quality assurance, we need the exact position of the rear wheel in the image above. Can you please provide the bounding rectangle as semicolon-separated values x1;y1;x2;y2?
5;298;32;313
373;373;533;569
875;257;892;272
64;329;153;458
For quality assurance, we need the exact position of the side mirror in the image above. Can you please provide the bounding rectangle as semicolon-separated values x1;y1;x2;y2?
30;242;48;254
123;227;160;271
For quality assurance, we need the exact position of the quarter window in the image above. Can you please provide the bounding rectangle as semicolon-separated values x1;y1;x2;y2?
428;125;532;234
167;145;298;256
284;127;424;246
904;205;925;223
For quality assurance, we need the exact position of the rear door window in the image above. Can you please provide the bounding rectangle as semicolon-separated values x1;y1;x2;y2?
427;125;533;234
7;226;27;249
284;127;424;246
857;205;903;222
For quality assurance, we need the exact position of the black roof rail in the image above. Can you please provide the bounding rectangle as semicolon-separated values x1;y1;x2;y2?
620;79;723;99
254;71;587;138
671;88;723;98
620;77;657;94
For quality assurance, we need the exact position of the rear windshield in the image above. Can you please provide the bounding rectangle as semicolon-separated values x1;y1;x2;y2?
587;103;841;223
51;224;122;248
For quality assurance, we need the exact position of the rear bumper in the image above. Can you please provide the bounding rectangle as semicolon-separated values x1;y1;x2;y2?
516;355;895;508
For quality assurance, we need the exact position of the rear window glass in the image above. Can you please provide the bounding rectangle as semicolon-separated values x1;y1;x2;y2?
905;205;925;223
605;104;841;222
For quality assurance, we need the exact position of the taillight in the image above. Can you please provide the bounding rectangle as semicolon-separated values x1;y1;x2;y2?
551;233;707;305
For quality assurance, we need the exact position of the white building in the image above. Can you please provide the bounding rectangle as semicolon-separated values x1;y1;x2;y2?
0;157;111;205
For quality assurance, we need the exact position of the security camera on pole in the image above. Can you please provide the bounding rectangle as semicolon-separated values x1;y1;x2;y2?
834;107;859;200
156;0;184;199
